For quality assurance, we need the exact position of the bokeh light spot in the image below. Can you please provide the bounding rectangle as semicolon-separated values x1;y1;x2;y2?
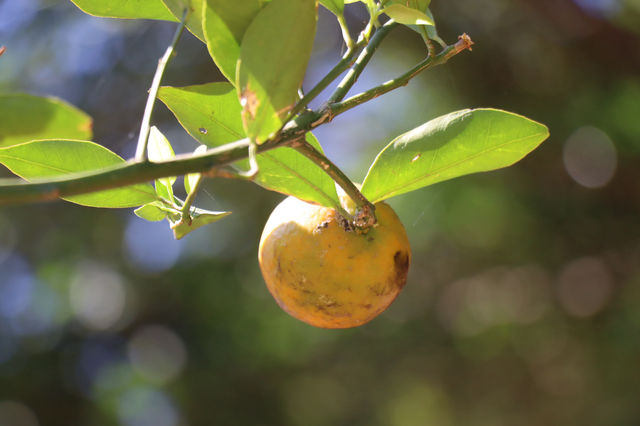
117;387;180;426
438;265;551;336
124;218;183;273
70;261;127;331
557;256;613;317
127;325;187;385
563;126;617;188
0;256;33;319
0;400;39;426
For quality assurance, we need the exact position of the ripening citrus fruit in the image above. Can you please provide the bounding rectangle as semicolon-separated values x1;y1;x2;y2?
258;196;411;329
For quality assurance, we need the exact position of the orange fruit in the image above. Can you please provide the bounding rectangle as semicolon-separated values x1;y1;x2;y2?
258;196;411;328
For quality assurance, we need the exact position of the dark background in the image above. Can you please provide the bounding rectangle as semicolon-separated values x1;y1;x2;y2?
1;0;639;425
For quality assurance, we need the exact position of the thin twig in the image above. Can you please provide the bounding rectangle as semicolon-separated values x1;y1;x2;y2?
177;174;203;226
336;14;354;49
284;38;365;123
331;34;474;117
134;9;187;162
327;21;398;105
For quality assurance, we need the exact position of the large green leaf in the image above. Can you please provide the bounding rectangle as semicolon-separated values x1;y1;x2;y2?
237;0;317;143
202;0;268;84
69;0;177;20
0;140;156;208
361;109;550;203
158;82;244;147
0;94;92;148
162;0;205;41
158;82;339;207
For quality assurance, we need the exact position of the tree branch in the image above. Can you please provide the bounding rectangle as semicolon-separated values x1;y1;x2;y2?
326;21;398;105
330;34;474;117
284;37;366;123
0;35;473;207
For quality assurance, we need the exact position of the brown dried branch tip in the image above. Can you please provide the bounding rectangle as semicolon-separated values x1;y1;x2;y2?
456;33;474;52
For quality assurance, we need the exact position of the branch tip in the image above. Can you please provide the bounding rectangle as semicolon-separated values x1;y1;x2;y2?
456;33;474;52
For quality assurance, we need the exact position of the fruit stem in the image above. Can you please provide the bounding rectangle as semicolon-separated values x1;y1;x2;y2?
292;138;377;228
134;8;187;162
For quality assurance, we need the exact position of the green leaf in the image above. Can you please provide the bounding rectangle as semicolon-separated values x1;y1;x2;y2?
158;82;339;207
361;109;550;203
158;83;244;147
383;3;434;26
134;203;168;222
171;208;231;240
389;0;431;10
148;126;176;201
69;0;177;20
0;140;156;208
320;0;344;16
202;0;268;84
162;0;205;41
237;0;317;143
251;132;340;207
0;94;92;148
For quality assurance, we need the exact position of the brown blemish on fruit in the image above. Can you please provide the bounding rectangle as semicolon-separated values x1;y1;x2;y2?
393;250;410;289
315;221;329;231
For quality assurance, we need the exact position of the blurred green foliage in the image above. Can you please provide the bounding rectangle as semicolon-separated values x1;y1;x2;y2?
0;0;639;425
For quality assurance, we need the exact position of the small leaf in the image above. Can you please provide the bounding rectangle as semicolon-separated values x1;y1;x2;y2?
148;126;177;202
170;208;231;240
237;0;317;143
251;132;340;207
134;203;167;222
383;4;434;26
361;109;550;203
184;145;208;195
320;0;344;16
202;0;268;83
0;94;92;148
158;83;244;147
162;0;205;41
0;140;156;208
69;0;177;20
